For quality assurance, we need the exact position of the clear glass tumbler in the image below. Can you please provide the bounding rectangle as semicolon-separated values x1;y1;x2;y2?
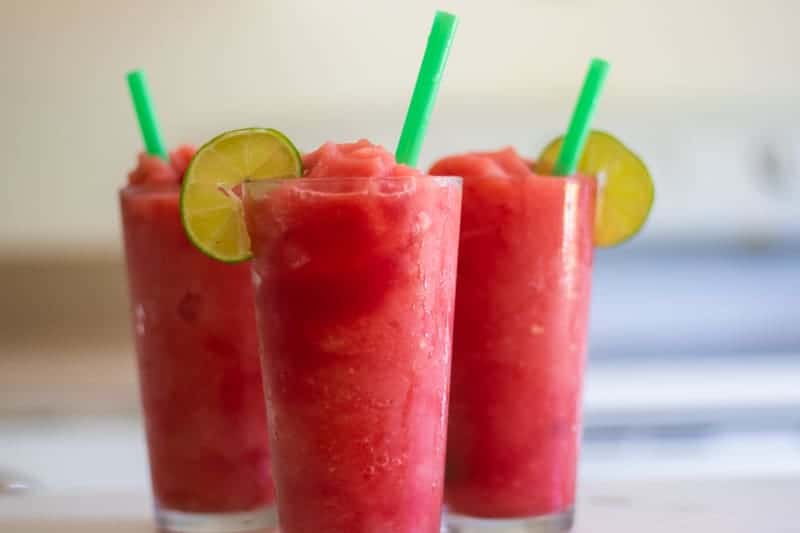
120;183;275;532
244;175;462;533
443;172;596;533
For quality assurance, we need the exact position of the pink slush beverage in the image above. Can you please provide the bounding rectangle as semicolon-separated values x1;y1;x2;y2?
243;140;462;533
119;147;276;532
430;148;596;532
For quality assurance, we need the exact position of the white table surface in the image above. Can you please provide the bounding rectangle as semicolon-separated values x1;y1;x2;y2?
1;477;795;533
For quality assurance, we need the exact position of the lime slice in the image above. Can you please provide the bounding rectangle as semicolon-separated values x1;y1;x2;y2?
180;128;302;262
536;130;654;247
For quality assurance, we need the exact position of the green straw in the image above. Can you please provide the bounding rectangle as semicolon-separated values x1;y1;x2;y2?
126;69;168;160
395;11;458;167
552;58;610;176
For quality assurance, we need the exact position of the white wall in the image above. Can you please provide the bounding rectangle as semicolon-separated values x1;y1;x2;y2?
2;0;800;254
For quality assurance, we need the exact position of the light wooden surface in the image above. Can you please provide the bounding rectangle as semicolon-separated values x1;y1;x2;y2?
0;477;795;533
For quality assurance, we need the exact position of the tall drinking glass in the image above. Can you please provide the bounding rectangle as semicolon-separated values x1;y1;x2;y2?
119;152;275;532
243;175;462;533
432;149;596;533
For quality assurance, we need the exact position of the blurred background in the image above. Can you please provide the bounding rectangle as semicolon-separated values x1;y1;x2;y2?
1;0;799;518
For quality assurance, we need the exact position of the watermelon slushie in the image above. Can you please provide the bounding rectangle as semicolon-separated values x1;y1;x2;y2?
120;148;275;531
430;148;595;531
244;140;462;533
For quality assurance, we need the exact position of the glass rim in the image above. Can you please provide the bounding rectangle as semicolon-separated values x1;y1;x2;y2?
243;174;462;186
242;175;462;198
460;172;594;182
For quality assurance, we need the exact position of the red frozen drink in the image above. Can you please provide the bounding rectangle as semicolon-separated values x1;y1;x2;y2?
430;147;595;530
120;147;275;531
244;140;462;533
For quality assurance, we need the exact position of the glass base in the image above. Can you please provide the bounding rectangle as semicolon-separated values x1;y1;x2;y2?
444;507;574;533
156;505;278;532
